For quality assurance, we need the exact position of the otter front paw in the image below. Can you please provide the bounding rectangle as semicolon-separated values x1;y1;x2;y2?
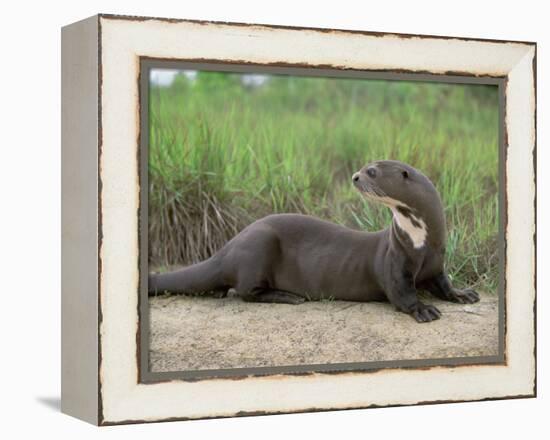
447;289;480;304
409;302;441;323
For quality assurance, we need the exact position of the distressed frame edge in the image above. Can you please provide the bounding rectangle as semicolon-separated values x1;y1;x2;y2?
100;393;536;427
61;14;101;425
532;44;538;399
97;12;537;46
504;44;537;397
92;15;536;425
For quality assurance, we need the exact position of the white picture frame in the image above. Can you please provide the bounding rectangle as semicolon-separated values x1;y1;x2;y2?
61;14;536;425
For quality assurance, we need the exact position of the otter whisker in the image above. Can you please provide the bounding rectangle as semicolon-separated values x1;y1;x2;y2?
365;187;378;199
374;186;388;198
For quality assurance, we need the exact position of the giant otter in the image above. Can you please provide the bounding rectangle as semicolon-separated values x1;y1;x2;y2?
149;160;480;322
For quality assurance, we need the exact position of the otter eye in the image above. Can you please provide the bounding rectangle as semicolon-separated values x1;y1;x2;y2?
366;167;377;178
402;170;409;179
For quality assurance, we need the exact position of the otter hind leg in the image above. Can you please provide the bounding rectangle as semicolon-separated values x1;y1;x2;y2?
242;288;306;305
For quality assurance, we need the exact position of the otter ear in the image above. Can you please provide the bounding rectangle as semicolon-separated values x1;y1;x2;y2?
402;170;409;179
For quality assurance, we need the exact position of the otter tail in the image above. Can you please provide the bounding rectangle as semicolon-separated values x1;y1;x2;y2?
148;257;224;296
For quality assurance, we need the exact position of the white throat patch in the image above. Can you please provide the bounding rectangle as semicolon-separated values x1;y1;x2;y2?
391;206;428;248
361;193;428;248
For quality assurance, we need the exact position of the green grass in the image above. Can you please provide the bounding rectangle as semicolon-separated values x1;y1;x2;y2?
148;71;499;292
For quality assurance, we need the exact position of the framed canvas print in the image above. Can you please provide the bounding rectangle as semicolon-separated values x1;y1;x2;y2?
61;14;536;425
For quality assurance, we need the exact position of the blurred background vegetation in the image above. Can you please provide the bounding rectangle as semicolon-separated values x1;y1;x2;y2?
148;70;499;292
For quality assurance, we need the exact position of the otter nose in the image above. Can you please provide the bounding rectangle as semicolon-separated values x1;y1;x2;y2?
352;172;360;182
366;167;377;178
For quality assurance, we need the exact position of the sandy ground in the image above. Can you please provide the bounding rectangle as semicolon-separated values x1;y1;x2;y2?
149;293;498;372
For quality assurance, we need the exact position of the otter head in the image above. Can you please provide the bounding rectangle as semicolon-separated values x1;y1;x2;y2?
352;160;444;249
